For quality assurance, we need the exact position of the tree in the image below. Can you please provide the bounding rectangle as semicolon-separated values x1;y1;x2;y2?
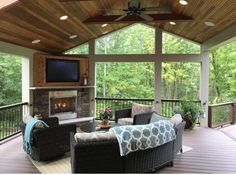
0;53;22;106
209;41;236;103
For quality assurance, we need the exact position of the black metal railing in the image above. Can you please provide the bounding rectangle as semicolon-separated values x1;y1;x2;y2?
95;97;201;120
0;102;28;141
208;102;235;128
161;99;201;117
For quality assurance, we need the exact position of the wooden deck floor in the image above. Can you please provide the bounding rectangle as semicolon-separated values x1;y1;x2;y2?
0;126;236;174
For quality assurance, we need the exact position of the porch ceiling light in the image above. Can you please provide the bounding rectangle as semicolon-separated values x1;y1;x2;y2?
102;24;108;27
179;0;188;5
60;15;68;21
69;35;78;39
204;21;215;27
32;39;40;44
169;21;176;25
0;0;18;9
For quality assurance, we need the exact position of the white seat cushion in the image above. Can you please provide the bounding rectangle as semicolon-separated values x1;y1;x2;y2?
74;131;116;142
170;114;183;127
118;118;134;125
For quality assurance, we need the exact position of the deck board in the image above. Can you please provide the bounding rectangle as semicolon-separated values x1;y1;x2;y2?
0;126;236;173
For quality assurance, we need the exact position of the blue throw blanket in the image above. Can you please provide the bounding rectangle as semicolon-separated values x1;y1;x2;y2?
110;120;176;156
23;119;48;155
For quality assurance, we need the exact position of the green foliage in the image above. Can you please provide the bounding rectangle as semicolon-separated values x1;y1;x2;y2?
65;43;89;55
175;102;202;129
96;24;155;54
0;53;22;106
162;32;200;54
96;62;155;98
162;62;200;100
209;41;236;103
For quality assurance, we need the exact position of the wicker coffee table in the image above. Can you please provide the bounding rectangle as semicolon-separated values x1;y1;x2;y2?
80;120;120;133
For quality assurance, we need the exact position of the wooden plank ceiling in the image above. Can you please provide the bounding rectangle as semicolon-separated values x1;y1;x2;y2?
0;0;235;54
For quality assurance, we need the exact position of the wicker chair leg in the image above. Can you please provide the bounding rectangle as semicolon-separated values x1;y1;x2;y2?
169;161;174;167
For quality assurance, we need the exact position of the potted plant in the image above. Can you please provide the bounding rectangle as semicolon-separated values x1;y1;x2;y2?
99;108;113;126
174;101;203;129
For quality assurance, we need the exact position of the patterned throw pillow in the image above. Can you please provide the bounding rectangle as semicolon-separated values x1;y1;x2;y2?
74;131;116;142
131;103;154;118
150;112;167;123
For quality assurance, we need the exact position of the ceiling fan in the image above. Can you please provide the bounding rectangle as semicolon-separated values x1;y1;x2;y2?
109;0;171;22
59;0;192;23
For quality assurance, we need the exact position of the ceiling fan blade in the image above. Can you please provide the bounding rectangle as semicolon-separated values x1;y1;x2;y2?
137;13;153;21
114;14;128;21
84;13;193;24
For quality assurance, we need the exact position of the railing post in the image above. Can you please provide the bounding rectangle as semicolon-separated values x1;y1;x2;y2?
231;102;235;124
208;105;212;128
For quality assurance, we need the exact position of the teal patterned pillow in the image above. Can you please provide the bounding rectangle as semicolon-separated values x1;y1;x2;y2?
150;112;167;123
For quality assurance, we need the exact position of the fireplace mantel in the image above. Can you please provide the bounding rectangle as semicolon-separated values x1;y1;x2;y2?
29;86;95;90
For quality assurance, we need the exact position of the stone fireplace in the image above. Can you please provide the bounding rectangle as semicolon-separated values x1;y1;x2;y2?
32;88;92;121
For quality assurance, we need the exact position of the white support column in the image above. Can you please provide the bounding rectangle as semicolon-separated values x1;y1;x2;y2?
155;59;162;113
200;51;210;127
89;40;96;117
154;27;163;113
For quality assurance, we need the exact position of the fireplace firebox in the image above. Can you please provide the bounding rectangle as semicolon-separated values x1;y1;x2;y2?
50;97;76;114
49;91;77;121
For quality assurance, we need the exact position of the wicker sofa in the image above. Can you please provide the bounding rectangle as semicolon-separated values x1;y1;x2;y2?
115;108;186;156
70;120;185;173
20;117;76;161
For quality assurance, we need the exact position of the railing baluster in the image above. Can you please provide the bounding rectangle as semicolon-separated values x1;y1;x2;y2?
0;102;28;141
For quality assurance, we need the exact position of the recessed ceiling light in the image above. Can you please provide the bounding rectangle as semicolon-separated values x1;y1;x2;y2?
102;24;108;27
69;35;78;39
205;21;215;27
179;0;188;5
169;21;176;25
60;15;68;21
102;31;109;35
32;39;40;44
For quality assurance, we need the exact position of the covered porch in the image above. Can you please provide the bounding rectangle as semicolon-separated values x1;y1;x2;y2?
0;0;236;173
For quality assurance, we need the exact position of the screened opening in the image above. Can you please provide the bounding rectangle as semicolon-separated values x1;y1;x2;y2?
64;43;89;55
0;52;22;106
95;24;155;55
161;62;200;100
95;62;155;119
162;32;201;54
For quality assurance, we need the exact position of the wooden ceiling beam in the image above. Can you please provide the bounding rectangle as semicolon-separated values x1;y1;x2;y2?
84;13;193;24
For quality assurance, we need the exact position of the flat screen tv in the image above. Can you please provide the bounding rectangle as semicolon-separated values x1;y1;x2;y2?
46;59;80;82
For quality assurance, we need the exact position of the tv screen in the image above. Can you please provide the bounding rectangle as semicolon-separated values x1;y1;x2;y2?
46;59;80;82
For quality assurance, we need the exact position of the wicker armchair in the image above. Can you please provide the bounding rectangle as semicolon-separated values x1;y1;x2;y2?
20;117;76;161
115;108;152;125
